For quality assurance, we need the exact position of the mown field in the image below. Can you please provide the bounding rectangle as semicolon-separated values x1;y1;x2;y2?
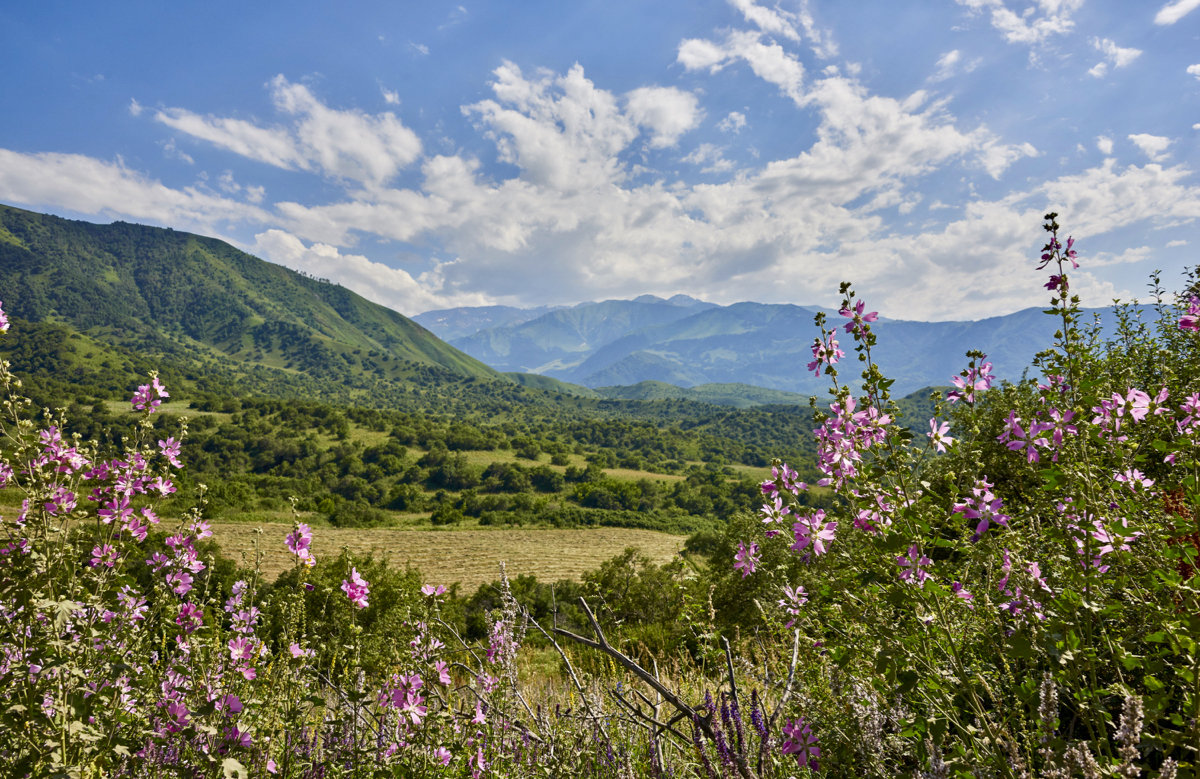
208;522;688;590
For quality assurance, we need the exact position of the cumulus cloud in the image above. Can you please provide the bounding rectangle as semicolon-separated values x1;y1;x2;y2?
677;30;806;104
625;87;703;148
718;111;747;132
0;149;271;233
683;143;735;173
250;229;484;314
1155;0;1200;25
1188;64;1200;80
728;0;802;41
152;76;422;186
1096;135;1113;155
1088;37;1142;78
955;0;1084;49
1128;133;1172;162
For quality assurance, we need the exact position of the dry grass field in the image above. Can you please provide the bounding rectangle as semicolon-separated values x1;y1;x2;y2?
209;522;688;591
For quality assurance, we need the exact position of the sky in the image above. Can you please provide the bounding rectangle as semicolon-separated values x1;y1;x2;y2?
1;0;1199;321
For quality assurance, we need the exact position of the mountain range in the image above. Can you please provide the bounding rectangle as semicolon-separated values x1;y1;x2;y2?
415;296;1122;397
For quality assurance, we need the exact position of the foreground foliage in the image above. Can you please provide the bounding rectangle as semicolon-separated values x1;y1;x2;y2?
0;215;1198;778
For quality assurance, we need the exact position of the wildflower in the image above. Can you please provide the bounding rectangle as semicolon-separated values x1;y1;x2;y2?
0;300;8;333
289;643;312;659
434;747;452;766
733;541;760;577
952;478;1010;541
791;511;837;556
421;583;447;598
90;544;118;568
131;375;169;413
927;418;954;453
778;585;808;627
781;717;820;770
285;523;315;566
897;544;932;587
839;298;878;337
175;603;203;634
341;567;370;608
435;660;452;685
158;437;182;468
807;332;844;376
1179;295;1199;332
951;581;974;607
947;356;994;404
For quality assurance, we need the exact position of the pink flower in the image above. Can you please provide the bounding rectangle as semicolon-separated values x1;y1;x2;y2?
733;541;760;577
951;581;974;608
897;544;932;587
131;375;169;413
175;603;203;634
839;298;878;337
90;544;118;568
778;585;808;628
341;567;370;609
781;717;820;770
1179;295;1199;332
807;332;845;376
791;511;837;556
285;523;315;566
927;418;954;453
435;660;452;685
421;583;447;598
0;300;8;333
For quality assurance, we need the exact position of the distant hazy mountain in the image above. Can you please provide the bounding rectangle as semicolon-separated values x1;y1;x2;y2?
432;298;1140;397
414;304;564;341
441;295;718;374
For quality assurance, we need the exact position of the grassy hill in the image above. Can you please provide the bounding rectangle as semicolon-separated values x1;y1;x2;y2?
0;204;500;390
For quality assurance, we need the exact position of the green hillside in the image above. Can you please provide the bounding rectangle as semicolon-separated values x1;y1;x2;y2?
0;204;500;389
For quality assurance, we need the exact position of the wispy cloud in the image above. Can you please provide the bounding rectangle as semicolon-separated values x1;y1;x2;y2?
1088;37;1142;78
1154;0;1200;25
1128;133;1172;162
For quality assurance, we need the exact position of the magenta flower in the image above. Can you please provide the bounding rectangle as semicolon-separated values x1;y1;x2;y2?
341;567;370;608
778;585;808;627
951;581;974;608
0;300;8;333
791;511;837;556
952;478;1010;542
839;298;878;337
158;437;182;468
734;541;760;577
285;523;315;566
175;603;203;634
131;375;169;413
807;332;845;376
897;544;932;587
1179;295;1199;332
421;583;448;598
927;418;954;453
781;717;820;770
90;544;118;568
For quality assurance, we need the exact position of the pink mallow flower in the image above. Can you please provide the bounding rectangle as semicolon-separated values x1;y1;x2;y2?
781;717;820;770
733;541;760;578
1179;295;1199;332
791;511;837;556
897;544;932;587
285;523;315;566
927;418;954;453
341;567;370;609
0;300;8;333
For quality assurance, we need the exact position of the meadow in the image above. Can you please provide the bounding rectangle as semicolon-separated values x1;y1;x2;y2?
0;214;1198;778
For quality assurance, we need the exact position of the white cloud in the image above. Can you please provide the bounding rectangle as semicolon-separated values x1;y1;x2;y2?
718;111;747;133
154;108;305;170
381;87;400;105
683;143;735;172
250;229;483;314
1188;64;1200;80
625;87;703;148
0;149;271;233
1128;133;1173;162
727;0;801;41
1089;37;1142;77
796;0;837;58
677;30;806;105
152;76;422;185
1155;0;1200;25
129;98;143;117
409;42;430;56
931;50;962;82
1096;135;1113;155
1166;239;1189;248
1088;246;1152;267
955;0;1083;49
979;140;1039;178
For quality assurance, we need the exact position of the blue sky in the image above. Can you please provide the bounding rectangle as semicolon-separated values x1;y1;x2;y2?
2;0;1198;320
